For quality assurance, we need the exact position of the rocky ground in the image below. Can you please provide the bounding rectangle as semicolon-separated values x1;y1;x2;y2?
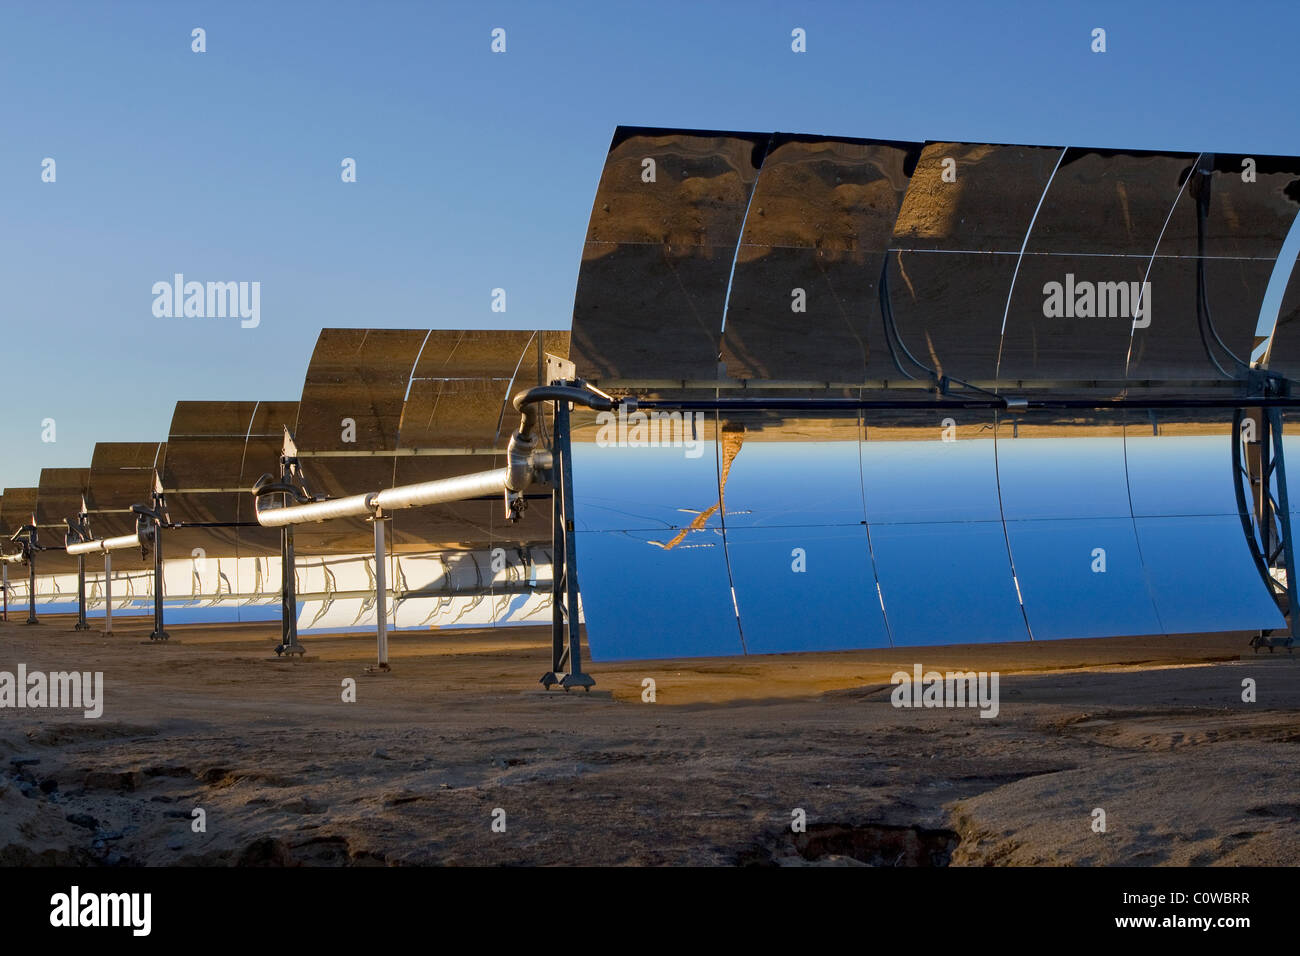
0;617;1296;866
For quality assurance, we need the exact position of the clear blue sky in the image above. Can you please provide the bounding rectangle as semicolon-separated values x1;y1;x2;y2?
1;0;1296;488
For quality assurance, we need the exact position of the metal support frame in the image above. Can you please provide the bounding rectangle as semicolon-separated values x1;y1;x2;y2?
75;554;90;630
8;527;41;626
539;394;594;692
274;522;303;656
270;450;307;659
1234;398;1298;652
371;514;391;672
1;562;7;621
24;536;38;625
70;513;91;630
147;490;169;641
253;396;565;672
103;552;113;635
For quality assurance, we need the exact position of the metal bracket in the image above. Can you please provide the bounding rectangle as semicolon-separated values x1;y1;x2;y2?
545;353;576;385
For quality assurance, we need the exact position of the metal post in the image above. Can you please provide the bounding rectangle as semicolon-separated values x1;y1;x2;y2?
373;514;390;671
24;542;38;626
540;397;594;691
103;553;113;635
267;451;306;659
74;554;90;630
548;459;565;677
2;563;8;621
148;519;169;641
273;522;304;656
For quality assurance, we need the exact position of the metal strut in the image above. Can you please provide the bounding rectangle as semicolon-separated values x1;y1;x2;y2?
147;488;169;641
539;392;594;692
66;514;92;630
1233;384;1298;652
25;536;38;625
11;526;41;625
103;552;113;635
131;484;170;642
369;512;391;672
262;444;307;658
277;520;303;657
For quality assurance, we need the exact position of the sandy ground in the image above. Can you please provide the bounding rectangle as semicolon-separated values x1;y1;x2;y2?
0;614;1297;866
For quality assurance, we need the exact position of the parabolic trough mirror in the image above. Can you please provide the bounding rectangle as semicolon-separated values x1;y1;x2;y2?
566;127;1300;662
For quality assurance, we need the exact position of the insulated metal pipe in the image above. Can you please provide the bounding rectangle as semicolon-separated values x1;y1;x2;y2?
255;469;510;528
374;467;509;512
67;531;145;556
511;384;615;428
255;491;375;527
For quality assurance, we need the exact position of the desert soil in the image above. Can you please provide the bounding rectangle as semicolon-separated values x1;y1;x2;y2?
0;616;1297;866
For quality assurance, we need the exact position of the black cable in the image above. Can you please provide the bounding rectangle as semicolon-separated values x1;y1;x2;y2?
878;255;933;380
